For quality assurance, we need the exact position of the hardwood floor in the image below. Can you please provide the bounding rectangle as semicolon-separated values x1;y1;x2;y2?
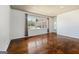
7;33;79;54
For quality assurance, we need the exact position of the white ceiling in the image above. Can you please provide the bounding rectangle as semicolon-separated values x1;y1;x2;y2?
11;5;79;16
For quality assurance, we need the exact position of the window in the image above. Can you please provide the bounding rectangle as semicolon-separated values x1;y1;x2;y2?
28;15;48;30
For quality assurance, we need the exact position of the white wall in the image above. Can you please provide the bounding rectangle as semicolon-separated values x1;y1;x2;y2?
0;6;10;51
49;17;57;33
10;9;25;39
28;28;47;36
57;9;79;39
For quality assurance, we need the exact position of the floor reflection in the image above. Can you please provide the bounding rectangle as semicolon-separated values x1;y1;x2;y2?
7;33;79;54
27;35;48;53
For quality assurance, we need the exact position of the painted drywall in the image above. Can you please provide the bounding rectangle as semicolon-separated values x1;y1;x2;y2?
0;6;10;51
28;28;47;36
10;9;25;39
57;9;79;39
49;16;57;33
